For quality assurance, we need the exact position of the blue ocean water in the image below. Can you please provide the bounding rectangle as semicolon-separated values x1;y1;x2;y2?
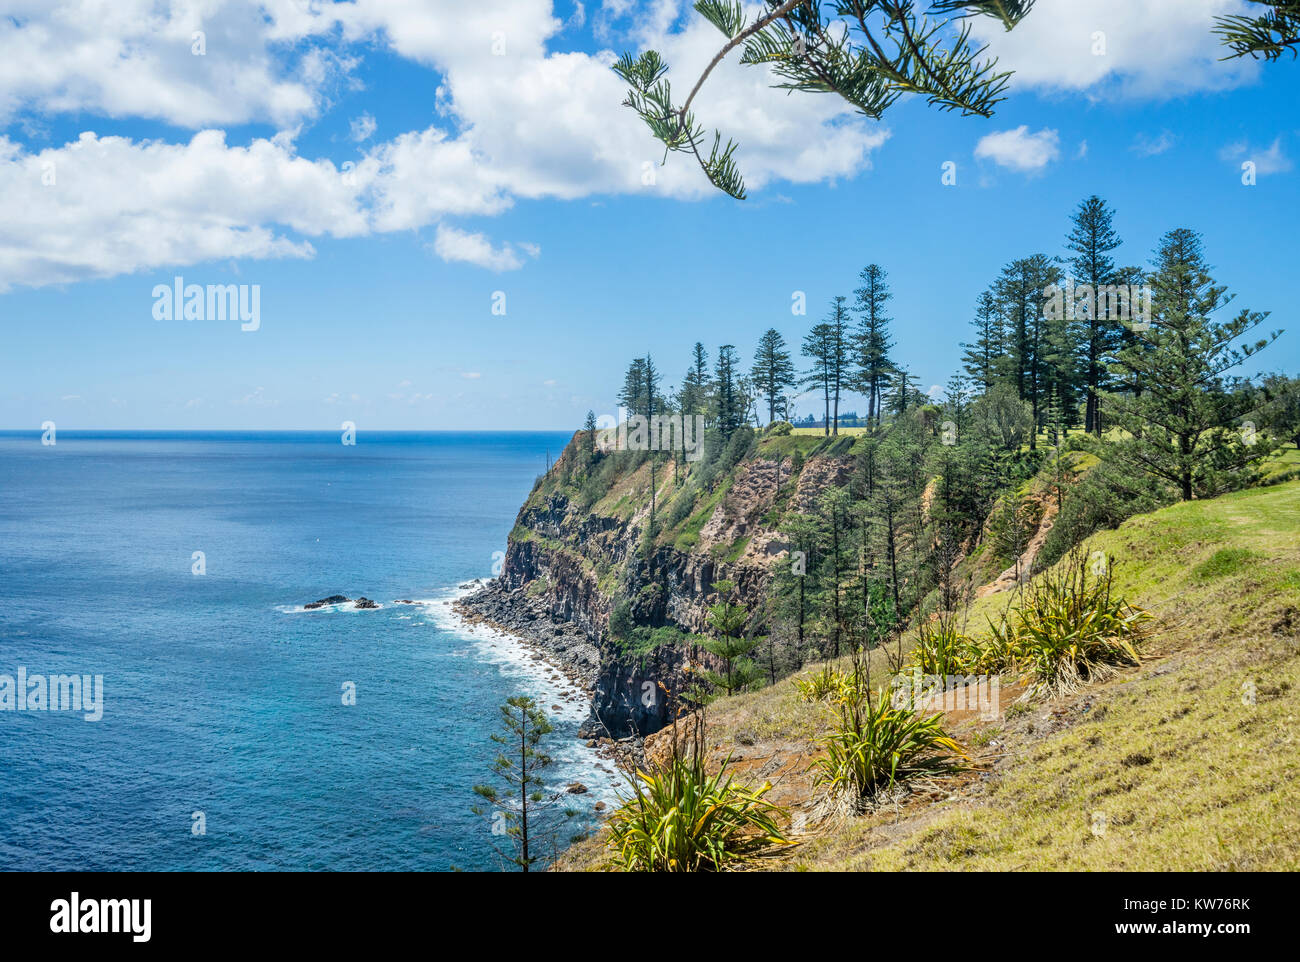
0;431;620;871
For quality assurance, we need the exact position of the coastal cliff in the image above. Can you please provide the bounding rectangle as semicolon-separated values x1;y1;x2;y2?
458;424;864;740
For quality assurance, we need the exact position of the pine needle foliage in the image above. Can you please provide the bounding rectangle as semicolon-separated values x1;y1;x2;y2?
614;1;1036;198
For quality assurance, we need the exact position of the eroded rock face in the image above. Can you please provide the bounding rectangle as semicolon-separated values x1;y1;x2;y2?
459;444;855;739
585;642;700;740
975;492;1060;598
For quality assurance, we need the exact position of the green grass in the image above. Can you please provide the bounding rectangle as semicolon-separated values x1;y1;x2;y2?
804;481;1300;870
719;535;750;563
670;478;731;552
561;480;1300;872
1192;547;1260;581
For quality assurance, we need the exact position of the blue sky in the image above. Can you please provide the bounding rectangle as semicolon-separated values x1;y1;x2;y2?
1;0;1297;430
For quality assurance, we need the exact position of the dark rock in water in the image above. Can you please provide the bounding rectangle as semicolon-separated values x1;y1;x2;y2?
594;801;606;812
566;782;588;795
395;599;415;605
304;595;349;609
353;597;378;609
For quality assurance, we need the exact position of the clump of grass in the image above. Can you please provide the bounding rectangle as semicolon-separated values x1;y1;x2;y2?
606;710;791;871
794;663;849;703
810;653;966;812
969;727;1002;748
993;550;1153;696
1193;547;1258;581
911;550;1153;698
913;615;976;677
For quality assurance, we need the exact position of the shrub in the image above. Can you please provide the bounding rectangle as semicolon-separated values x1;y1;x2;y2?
606;715;790;871
721;426;756;471
663;482;698;528
986;492;1042;569
810;661;966;807
913;615;977;677
793;663;848;703
812;693;966;804
608;600;634;642
992;549;1152;695
913;551;1153;696
1038;461;1163;568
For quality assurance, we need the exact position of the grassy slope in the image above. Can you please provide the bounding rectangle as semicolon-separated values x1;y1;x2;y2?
560;479;1300;871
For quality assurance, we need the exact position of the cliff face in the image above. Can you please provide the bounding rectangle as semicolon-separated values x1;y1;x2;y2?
462;428;861;739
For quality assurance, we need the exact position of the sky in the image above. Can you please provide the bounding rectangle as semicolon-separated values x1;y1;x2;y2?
1;0;1297;430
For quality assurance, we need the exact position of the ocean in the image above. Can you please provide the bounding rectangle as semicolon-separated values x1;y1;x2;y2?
0;431;623;871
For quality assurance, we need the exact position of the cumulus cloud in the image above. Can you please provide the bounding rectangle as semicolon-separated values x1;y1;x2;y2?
968;0;1257;99
974;126;1061;172
431;224;537;271
0;130;358;288
0;1;896;289
0;0;327;127
0;0;900;289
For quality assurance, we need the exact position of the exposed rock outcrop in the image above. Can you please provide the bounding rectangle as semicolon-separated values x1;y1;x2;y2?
457;434;859;741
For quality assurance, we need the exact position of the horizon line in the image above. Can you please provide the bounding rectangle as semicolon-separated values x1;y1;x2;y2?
0;427;581;434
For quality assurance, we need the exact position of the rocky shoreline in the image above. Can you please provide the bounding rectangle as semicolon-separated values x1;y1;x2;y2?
454;578;647;771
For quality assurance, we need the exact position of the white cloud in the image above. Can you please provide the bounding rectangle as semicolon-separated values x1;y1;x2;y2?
0;0;890;289
363;127;514;231
968;0;1257;98
974;126;1060;172
1220;137;1293;175
432;224;535;271
1132;130;1176;156
233;386;277;407
349;113;377;142
289;0;889;197
462;371;482;379
0;0;328;127
0;130;358;289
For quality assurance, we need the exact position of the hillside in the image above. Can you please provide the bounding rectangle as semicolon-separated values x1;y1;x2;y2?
554;479;1300;870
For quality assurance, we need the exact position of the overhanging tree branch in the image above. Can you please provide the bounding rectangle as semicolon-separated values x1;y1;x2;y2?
614;0;1036;199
